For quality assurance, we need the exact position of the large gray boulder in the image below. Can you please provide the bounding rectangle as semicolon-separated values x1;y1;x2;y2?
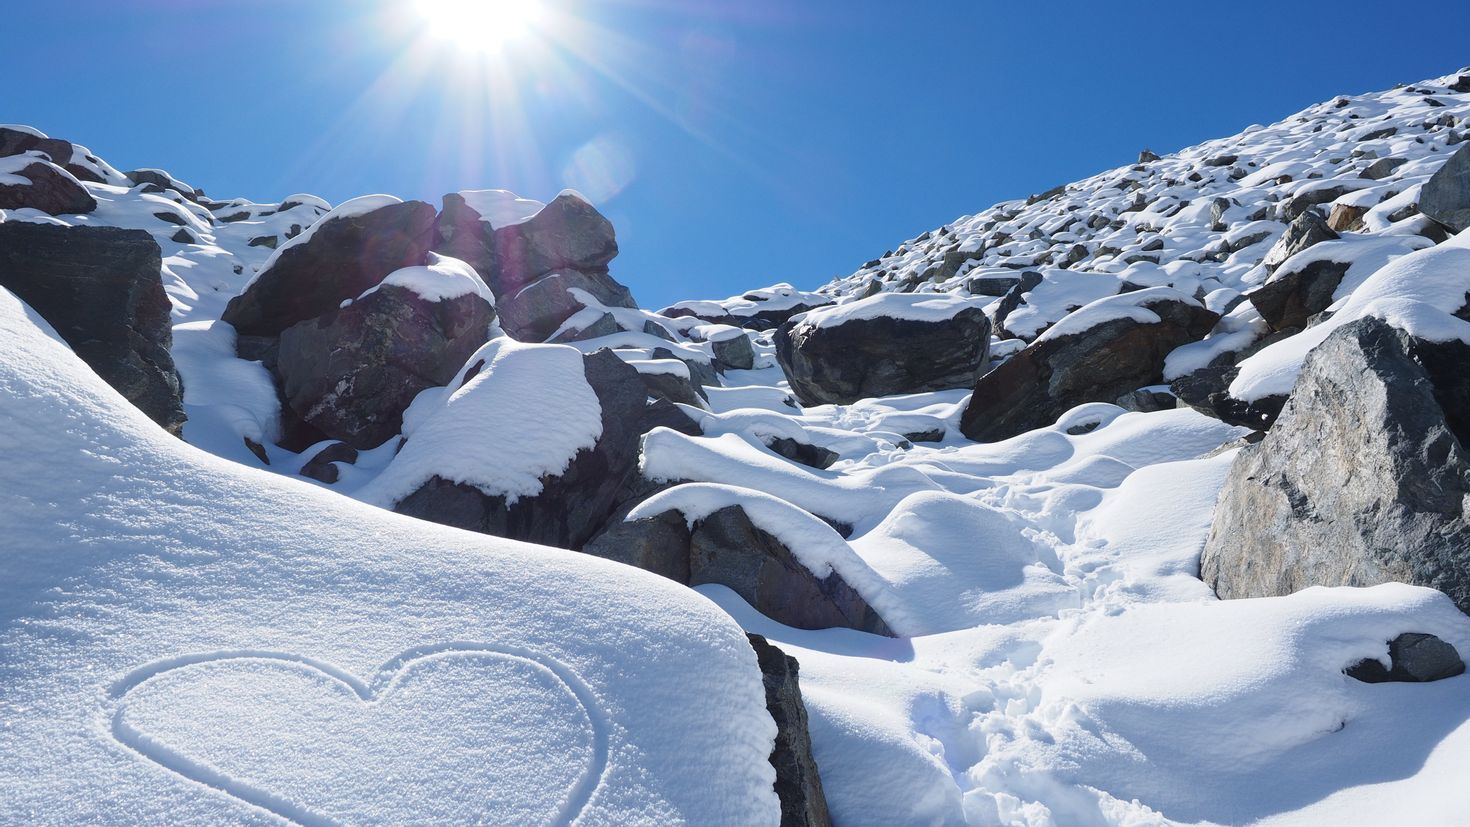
961;291;1218;442
222;199;438;337
774;298;991;406
0;157;96;215
584;501;894;636
0;223;184;434
1248;251;1348;333
747;634;833;827
276;284;495;449
1201;316;1470;613
392;348;645;549
1421;142;1470;232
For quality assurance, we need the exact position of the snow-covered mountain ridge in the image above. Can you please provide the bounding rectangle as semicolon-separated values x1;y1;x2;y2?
5;67;1470;826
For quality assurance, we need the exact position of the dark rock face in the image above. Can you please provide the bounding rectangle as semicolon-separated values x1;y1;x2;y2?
765;437;838;470
1170;364;1286;431
393;349;645;549
1420;142;1470;232
124;168;202;203
992;271;1045;338
0;159;97;215
276;284;494;449
775;308;992;406
962;296;1218;442
1261;209;1338;274
711;332;756;371
222;200;438;337
585;502;893;636
0;127;77;167
1201;317;1470;613
0;223;184;433
1249;257;1350;333
299;441;359;484
637;367;708;409
747;634;833;827
1346;633;1465;683
496;268;635;342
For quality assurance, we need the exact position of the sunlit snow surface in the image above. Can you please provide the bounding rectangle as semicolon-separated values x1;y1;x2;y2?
6;69;1470;826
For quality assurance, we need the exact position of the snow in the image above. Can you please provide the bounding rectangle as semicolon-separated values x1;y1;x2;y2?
0;286;779;825
458;188;546;229
357;338;601;506
798;292;988;328
355;252;492;304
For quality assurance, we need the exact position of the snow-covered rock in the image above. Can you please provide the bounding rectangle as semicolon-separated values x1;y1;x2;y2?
774;293;992;406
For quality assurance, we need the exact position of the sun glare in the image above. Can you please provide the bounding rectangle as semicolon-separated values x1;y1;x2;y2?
416;0;545;53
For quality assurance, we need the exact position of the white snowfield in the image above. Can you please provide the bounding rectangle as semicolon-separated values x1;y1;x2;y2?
0;288;779;826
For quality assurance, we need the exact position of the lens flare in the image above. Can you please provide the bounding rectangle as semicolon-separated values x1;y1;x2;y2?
415;0;544;53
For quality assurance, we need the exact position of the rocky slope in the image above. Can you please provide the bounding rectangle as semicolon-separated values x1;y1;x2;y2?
6;67;1470;825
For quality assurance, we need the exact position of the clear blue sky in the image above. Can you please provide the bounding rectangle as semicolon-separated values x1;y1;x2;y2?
8;1;1470;308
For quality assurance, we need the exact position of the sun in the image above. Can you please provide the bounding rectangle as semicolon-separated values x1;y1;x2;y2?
415;0;545;53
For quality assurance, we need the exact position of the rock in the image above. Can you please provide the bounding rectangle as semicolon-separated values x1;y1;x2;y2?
547;311;620;343
1249;256;1350;333
299;441;359;484
222;199;437;337
437;191;619;300
992;270;1045;335
124;168;203;203
966;275;1021;296
636;364;708;408
1281;186;1355;221
1209;197;1232;231
1116;388;1177;413
652;346;720;390
711;331;756;371
586;502;893;635
1346;633;1465;683
393;348;645;549
1261;209;1338;274
0;158;96;215
764;437;838;470
746;634;833;827
0;126;76;166
496;268;635;342
0;223;184;434
276;283;494;449
1326;202;1367;232
1138;148;1161;163
775;297;992;406
1169;364;1286;430
961;291;1218;442
1359;156;1407;180
639;397;704;438
1201;317;1470;613
1420;142;1470;232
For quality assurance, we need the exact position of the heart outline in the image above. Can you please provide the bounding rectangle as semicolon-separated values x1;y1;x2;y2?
106;642;609;826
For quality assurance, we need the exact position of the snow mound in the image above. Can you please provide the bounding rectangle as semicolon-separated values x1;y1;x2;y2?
0;285;779;825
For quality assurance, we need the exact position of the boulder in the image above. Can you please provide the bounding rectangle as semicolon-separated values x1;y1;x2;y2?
961;290;1218;442
1359;156;1407;181
392;348;645;549
1248;256;1349;332
276;283;495;449
1345;633;1465;683
747;634;833;827
1261;209;1338;274
0;158;97;215
774;295;992;406
222;199;437;337
436;191;619;299
124;168;203;203
1201;317;1470;613
1421;142;1470;232
299;441;359;484
636;363;708;408
1169;364;1286;430
497;268;635;342
711;330;756;371
0;223;184;433
584;502;893;635
1327;202;1368;232
0;126;76;166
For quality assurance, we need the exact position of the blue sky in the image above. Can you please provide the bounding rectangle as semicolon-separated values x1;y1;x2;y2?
8;0;1470;308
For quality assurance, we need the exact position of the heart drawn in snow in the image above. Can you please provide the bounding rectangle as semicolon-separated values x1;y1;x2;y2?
108;644;607;826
